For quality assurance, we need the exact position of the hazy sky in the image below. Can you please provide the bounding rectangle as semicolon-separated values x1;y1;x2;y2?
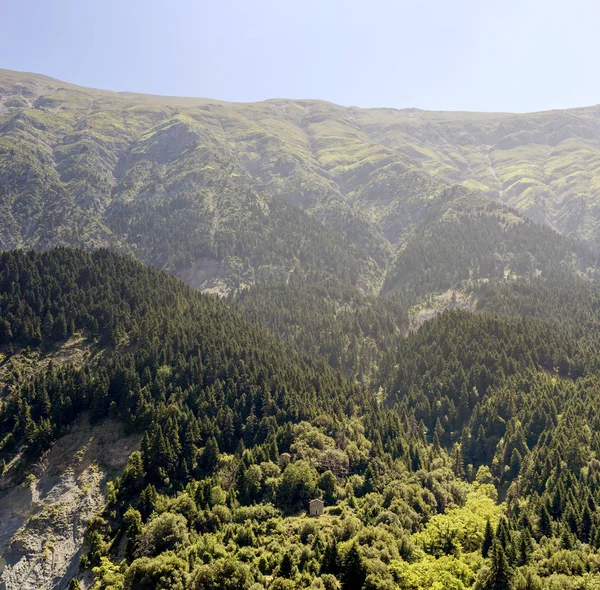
1;0;599;112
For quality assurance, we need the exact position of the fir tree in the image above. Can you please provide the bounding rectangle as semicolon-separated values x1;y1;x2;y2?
482;519;494;558
518;528;533;566
484;540;514;590
341;543;367;590
538;504;552;538
278;552;294;579
580;505;593;543
320;540;340;576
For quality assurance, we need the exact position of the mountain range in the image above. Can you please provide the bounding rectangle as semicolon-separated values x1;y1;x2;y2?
3;70;600;590
2;69;600;296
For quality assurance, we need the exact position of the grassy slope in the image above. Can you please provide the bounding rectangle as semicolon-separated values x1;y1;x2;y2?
1;69;600;296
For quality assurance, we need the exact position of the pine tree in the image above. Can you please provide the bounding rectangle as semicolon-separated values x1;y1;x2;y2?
484;540;514;590
564;503;579;534
580;505;593;543
495;518;510;550
518;528;533;566
340;543;367;590
452;443;465;479
433;418;445;448
123;506;143;561
201;436;220;474
560;523;573;550
482;519;494;558
550;485;563;518
139;484;158;519
432;429;441;451
509;448;522;478
538;504;552;538
592;526;600;550
278;552;294;578
54;311;68;340
320;540;340;576
42;310;54;338
475;424;487;464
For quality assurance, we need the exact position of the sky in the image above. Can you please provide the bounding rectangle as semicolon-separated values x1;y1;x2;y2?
1;0;599;112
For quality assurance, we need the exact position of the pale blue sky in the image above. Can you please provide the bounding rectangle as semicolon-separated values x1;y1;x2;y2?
1;0;599;112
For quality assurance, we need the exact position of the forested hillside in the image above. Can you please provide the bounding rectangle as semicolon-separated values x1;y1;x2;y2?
0;249;600;589
4;69;600;589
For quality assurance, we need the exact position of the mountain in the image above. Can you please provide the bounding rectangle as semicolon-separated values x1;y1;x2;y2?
1;69;599;297
5;70;600;589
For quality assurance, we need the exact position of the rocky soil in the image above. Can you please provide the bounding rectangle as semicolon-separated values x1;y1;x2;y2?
0;414;140;590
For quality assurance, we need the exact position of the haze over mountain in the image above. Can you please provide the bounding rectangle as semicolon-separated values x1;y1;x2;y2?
4;69;600;590
2;69;599;297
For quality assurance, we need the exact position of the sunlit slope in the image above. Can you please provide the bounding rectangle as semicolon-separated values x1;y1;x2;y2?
2;69;600;294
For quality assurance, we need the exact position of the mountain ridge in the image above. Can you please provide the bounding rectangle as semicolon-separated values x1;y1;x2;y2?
3;68;600;298
6;67;600;115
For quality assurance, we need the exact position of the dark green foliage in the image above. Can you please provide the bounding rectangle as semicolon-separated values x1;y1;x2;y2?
4;248;600;588
341;543;367;590
0;248;369;472
482;519;494;558
234;280;408;384
278;551;295;578
484;540;514;590
382;196;597;300
321;541;341;576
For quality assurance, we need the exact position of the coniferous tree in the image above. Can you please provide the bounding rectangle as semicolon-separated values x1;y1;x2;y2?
201;436;220;474
278;552;294;579
580;505;593;543
518;528;533;566
320;540;341;576
482;519;494;558
484;540;514;590
538;504;552;538
341;543;367;590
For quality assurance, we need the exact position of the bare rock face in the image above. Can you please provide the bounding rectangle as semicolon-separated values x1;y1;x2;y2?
0;415;140;590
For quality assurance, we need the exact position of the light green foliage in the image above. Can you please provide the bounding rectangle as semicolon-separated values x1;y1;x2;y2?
124;554;188;590
189;558;253;590
277;460;319;514
90;557;125;590
413;488;504;556
390;554;476;589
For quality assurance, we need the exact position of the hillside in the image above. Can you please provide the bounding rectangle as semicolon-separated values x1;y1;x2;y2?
1;250;600;589
2;70;600;297
0;248;371;587
5;70;600;589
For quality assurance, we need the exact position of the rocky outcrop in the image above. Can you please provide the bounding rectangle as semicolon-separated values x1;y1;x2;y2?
0;415;140;590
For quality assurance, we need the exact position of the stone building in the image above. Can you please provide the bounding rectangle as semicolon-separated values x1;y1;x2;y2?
309;498;324;517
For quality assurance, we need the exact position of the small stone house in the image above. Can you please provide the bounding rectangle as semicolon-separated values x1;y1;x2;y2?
309;498;324;517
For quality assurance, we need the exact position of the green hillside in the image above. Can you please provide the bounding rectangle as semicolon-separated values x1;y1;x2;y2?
5;70;600;589
2;70;600;297
3;250;600;589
